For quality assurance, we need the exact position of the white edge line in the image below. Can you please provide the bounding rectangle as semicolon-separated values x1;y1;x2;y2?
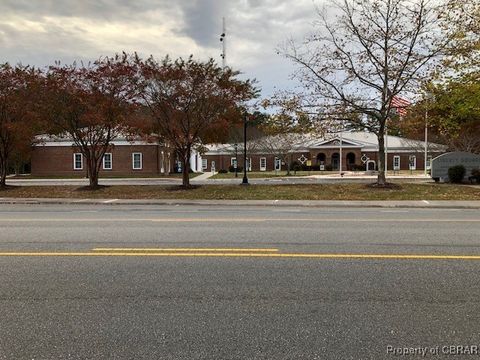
103;199;118;203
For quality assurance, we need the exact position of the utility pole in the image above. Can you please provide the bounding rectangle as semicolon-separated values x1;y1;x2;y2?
339;121;343;176
424;102;429;177
241;114;249;185
220;17;226;69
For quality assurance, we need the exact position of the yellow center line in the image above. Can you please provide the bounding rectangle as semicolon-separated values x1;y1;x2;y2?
1;252;480;260
150;219;267;222
92;248;279;252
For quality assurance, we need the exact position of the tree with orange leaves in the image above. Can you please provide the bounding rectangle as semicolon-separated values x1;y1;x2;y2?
0;63;42;188
137;56;258;187
42;54;139;188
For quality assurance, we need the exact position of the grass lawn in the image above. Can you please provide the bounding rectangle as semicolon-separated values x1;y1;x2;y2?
0;183;479;201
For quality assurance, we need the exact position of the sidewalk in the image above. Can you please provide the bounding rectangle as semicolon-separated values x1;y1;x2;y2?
190;172;214;181
1;197;479;209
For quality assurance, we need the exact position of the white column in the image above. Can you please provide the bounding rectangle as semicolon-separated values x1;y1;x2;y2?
339;125;343;176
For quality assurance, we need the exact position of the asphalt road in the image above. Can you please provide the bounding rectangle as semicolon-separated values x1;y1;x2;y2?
1;204;480;359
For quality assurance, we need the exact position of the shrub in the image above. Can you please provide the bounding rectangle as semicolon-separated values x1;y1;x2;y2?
311;164;320;171
290;161;302;172
325;165;333;171
218;169;228;174
472;168;480;177
228;165;243;173
448;165;466;183
350;164;366;171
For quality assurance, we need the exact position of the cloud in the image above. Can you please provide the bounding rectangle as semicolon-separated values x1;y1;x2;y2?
0;0;322;97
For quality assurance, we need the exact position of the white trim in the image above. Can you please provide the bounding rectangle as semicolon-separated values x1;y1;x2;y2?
260;157;267;171
73;153;83;170
37;141;159;147
312;137;365;147
409;155;416;170
247;158;252;171
426;156;432;170
393;155;401;170
132;152;143;170
230;157;237;168
103;153;112;170
202;158;208;170
310;145;363;149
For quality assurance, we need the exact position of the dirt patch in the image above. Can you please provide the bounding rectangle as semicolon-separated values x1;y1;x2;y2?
76;185;111;191
365;182;403;190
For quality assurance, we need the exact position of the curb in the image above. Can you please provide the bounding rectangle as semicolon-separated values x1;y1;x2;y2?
1;198;480;209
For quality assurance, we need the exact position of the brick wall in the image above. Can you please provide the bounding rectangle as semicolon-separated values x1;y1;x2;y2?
202;150;445;172
31;145;171;176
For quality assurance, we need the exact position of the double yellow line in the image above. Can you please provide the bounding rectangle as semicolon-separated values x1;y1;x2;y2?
92;247;279;253
1;247;480;260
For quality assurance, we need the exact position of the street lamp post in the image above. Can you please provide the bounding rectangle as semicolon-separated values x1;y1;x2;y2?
241;114;249;185
234;143;238;178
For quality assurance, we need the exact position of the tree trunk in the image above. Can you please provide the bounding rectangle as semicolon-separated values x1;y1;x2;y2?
286;154;291;176
0;158;7;188
87;155;99;188
181;150;191;188
377;134;386;185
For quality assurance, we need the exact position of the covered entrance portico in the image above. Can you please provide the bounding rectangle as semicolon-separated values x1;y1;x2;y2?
310;137;364;171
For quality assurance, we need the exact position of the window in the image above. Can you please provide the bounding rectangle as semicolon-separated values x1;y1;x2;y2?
247;158;252;171
393;155;400;170
202;159;208;170
103;153;112;170
275;157;282;171
73;153;83;170
132;153;142;170
230;157;237;167
409;155;416;170
426;156;432;170
260;157;267;171
176;160;182;173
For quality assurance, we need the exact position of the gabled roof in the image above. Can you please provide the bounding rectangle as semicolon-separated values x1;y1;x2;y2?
310;137;365;148
203;131;447;155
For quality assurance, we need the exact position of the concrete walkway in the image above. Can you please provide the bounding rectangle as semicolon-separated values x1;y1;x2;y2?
6;172;433;186
190;172;215;182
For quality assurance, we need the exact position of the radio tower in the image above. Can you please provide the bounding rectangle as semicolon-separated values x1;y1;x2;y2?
220;17;226;69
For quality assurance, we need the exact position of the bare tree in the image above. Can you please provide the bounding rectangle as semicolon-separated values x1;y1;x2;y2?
257;113;312;175
258;133;305;175
281;0;452;185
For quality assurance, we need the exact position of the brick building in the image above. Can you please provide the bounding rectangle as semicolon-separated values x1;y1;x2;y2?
198;132;446;173
31;135;176;177
31;131;446;176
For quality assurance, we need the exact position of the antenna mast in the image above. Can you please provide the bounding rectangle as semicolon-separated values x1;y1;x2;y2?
220;17;226;69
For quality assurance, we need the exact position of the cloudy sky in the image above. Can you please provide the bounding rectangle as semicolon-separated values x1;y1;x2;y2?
0;0;322;98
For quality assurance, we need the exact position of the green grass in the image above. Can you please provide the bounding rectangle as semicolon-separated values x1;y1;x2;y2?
1;183;479;201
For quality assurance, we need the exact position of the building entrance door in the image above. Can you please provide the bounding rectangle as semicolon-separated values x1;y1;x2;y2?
331;153;340;171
